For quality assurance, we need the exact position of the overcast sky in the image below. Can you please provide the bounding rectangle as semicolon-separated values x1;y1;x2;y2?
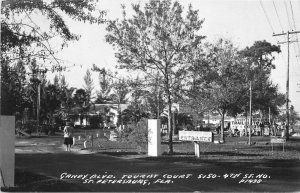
43;0;300;113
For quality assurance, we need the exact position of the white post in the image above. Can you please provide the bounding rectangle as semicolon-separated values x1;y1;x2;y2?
194;142;200;158
148;119;161;157
73;137;76;145
0;116;15;188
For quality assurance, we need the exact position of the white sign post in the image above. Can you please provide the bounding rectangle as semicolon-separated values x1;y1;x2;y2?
148;119;161;157
271;137;286;152
179;131;213;158
0;116;15;188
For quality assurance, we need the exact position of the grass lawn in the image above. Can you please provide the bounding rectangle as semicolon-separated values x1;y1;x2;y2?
70;128;300;160
8;128;300;192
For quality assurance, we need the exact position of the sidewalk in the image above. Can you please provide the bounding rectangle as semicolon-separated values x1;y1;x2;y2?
15;135;95;155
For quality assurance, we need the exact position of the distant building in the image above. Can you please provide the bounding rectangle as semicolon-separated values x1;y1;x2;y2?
73;103;130;127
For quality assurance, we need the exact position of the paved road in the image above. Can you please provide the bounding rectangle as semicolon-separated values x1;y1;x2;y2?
14;136;300;192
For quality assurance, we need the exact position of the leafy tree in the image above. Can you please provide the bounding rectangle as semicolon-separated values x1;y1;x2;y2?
83;68;94;103
1;60;29;115
239;40;284;138
59;75;68;89
73;88;89;125
277;105;300;127
92;65;114;104
26;58;43;120
59;86;76;121
111;78;129;105
240;40;280;73
239;40;281;115
1;0;104;65
53;75;59;87
144;74;165;119
1;0;104;116
105;0;206;154
111;77;129;128
185;58;214;126
118;118;149;154
116;77;151;127
40;83;61;125
203;38;247;142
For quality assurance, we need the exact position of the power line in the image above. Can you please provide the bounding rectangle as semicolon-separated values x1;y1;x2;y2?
259;0;276;33
289;1;297;30
273;30;300;140
289;0;300;55
284;0;293;30
273;1;284;32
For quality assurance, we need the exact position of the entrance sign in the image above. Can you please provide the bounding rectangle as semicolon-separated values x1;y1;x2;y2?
271;138;286;143
179;131;213;158
271;137;286;152
0;116;15;188
148;119;161;157
179;131;213;142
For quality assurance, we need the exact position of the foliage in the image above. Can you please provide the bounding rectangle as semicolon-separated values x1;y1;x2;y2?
240;40;280;74
89;115;103;129
1;60;29;115
60;75;68;89
105;0;206;154
177;113;194;127
40;83;61;124
72;89;90;126
83;69;94;102
53;75;59;87
202;38;247;141
1;0;104;65
277;105;300;126
144;74;165;119
119;105;150;126
1;0;104;118
111;78;129;104
58;86;76;120
239;40;282;117
21;120;39;135
119;118;148;153
92;66;114;104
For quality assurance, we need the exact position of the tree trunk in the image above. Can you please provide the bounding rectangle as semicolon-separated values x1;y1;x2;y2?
220;111;225;143
245;112;248;137
164;67;173;154
167;96;173;154
172;111;176;135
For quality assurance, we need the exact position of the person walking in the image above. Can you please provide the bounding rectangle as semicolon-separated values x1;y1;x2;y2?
63;122;74;152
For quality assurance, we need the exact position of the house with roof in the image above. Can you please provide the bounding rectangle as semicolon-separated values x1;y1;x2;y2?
73;103;130;128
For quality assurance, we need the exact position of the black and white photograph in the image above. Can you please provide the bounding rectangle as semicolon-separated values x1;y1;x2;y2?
1;0;300;192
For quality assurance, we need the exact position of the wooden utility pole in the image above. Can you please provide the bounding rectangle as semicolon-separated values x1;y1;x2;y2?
269;107;271;124
273;30;300;140
249;81;252;145
37;74;40;124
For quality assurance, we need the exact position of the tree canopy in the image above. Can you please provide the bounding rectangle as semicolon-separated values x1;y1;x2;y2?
1;0;104;65
105;0;206;154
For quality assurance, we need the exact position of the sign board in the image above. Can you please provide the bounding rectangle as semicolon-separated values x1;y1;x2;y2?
179;131;213;142
271;138;286;143
271;137;286;152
